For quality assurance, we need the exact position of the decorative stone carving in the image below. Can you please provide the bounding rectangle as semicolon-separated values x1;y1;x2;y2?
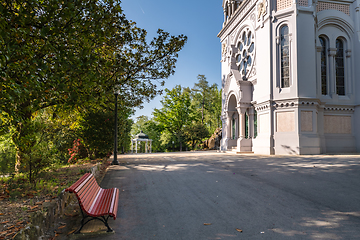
234;27;256;80
254;100;272;112
250;13;256;23
324;106;355;112
222;42;227;56
257;0;267;21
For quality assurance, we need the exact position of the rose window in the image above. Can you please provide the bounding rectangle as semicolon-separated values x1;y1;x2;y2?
236;29;255;80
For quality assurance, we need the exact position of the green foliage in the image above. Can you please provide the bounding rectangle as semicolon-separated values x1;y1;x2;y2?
78;107;132;158
184;122;209;150
10;108;79;182
137;75;222;153
131;115;150;137
0;0;186;174
143;120;164;152
159;131;179;152
0;133;16;174
153;85;195;151
78;110;115;158
131;117;164;152
191;74;222;135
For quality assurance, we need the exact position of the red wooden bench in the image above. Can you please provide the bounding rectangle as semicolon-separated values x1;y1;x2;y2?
65;173;119;233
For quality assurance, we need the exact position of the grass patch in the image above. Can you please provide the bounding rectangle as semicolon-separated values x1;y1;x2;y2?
0;158;108;201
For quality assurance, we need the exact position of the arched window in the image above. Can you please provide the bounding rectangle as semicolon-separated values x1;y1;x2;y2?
280;25;290;88
335;39;345;95
319;37;327;95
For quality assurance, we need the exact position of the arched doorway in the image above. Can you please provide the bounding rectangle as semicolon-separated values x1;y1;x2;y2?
227;94;238;149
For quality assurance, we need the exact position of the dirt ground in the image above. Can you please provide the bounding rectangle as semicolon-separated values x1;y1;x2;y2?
0;160;110;239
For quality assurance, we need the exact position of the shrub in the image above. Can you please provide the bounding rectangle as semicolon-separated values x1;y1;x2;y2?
0;133;16;174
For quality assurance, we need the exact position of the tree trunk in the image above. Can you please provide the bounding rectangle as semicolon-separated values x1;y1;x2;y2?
12;107;34;173
201;97;204;125
178;135;182;151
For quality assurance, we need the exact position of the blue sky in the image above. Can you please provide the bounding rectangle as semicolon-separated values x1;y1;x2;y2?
121;0;223;120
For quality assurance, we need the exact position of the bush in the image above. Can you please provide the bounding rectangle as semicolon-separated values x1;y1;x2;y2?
78;110;115;158
78;107;132;158
67;139;87;163
0;133;16;174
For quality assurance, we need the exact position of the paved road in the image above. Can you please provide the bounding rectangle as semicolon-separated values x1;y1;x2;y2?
88;152;360;239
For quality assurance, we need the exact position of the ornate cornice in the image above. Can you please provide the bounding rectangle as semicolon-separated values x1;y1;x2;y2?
324;105;355;112
253;100;272;112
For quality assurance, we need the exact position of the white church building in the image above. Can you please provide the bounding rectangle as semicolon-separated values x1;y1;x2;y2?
218;0;360;154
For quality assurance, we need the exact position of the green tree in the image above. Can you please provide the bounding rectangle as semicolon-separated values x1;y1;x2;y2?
0;0;187;172
77;107;132;158
206;85;222;134
131;116;165;152
190;75;221;135
131;115;150;137
183;122;209;150
191;75;216;125
143;120;164;152
153;85;194;151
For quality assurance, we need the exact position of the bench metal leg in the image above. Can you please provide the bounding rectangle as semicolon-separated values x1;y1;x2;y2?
74;205;113;234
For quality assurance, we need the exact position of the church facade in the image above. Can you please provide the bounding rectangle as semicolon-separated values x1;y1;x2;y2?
218;0;360;154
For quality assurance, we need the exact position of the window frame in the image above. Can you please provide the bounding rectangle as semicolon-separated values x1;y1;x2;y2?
335;38;346;96
277;24;291;89
319;36;329;95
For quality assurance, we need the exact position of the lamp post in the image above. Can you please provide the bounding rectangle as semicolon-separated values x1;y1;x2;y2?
112;92;119;165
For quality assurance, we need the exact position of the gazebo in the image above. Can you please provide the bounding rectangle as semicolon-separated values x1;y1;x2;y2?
131;131;152;153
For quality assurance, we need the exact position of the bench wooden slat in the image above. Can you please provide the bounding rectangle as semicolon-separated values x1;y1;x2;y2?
87;188;103;214
92;188;113;217
67;173;91;193
80;179;100;211
111;188;119;219
74;173;93;193
90;189;106;216
65;173;119;233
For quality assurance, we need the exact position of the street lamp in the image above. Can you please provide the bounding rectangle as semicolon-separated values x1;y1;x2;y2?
112;91;120;165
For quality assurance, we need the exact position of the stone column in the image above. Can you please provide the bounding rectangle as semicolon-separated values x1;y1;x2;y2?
226;111;232;140
145;141;148;153
135;141;138;154
346;49;352;95
236;107;247;152
231;0;235;14
328;48;337;96
356;5;360;41
227;2;231;18
237;108;246;139
220;114;228;151
248;107;255;138
150;141;152;153
131;140;133;153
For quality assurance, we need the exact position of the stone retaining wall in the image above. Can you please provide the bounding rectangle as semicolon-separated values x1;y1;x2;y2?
14;162;104;240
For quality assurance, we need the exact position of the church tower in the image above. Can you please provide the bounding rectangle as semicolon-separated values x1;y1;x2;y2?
218;0;360;154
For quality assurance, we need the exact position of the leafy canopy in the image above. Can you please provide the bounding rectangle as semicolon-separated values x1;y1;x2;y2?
153;85;195;151
0;0;187;173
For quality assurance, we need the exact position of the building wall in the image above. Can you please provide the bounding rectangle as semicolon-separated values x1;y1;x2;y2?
218;0;360;154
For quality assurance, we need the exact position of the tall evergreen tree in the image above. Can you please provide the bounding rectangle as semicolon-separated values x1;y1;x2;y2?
191;75;221;134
